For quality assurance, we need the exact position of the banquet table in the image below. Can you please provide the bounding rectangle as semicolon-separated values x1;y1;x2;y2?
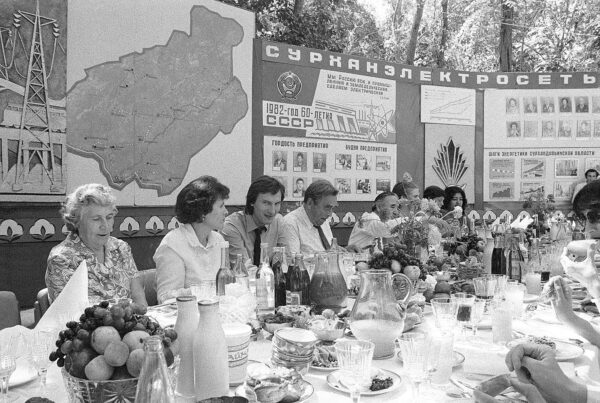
4;300;600;403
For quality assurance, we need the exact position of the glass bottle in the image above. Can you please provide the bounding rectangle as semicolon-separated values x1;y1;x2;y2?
174;296;198;398
491;233;507;275
216;241;235;296
287;254;303;305
135;336;175;403
271;246;287;307
286;252;296;288
193;300;229;400
233;253;249;290
348;270;409;359
298;254;311;304
309;252;347;313
256;242;275;312
504;232;525;282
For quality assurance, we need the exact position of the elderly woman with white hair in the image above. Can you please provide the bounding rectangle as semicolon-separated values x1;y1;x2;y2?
45;183;147;306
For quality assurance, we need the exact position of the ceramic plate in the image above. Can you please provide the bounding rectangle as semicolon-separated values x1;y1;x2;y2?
397;350;465;368
8;359;37;387
507;339;584;361
235;379;314;402
326;368;402;396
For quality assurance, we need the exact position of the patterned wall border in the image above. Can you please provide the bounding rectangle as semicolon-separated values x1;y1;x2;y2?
0;207;575;244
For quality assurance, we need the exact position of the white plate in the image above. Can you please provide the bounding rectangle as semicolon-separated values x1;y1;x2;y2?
397;350;465;368
326;368;402;396
9;359;37;387
507;339;585;361
235;379;314;402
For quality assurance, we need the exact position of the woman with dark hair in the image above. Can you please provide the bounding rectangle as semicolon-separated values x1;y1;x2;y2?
441;186;467;215
154;176;230;303
423;185;445;207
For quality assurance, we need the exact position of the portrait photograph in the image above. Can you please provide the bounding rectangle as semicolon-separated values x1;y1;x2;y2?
559;97;572;113
595;120;600;138
523;97;538;114
506;121;521;138
577;120;591;138
506;97;520;114
575;96;589;113
558;120;572;138
293;152;307;172
541;97;555;113
292;177;307;198
356;154;371;170
541;120;555;138
272;150;287;172
523;121;538;138
313;153;327;172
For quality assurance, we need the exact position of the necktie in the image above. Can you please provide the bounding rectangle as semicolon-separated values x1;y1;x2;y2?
253;226;265;266
314;225;330;250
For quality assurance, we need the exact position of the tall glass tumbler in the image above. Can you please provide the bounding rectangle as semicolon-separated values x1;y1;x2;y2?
334;340;375;403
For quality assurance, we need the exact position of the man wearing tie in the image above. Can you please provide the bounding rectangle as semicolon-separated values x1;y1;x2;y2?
221;176;286;266
282;179;359;255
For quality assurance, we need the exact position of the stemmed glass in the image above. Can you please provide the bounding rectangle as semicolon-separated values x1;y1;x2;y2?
0;336;17;403
397;334;430;396
30;331;54;397
334;340;374;403
469;298;488;339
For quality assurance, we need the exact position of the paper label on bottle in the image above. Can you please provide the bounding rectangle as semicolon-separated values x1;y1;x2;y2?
286;290;301;305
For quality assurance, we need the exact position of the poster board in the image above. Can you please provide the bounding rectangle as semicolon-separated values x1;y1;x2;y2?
259;61;397;201
484;88;600;202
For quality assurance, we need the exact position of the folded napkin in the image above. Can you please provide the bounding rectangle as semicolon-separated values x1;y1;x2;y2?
510;216;533;231
36;260;89;331
459;344;509;376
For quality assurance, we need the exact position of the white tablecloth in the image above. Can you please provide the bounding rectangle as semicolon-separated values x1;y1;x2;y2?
4;303;600;403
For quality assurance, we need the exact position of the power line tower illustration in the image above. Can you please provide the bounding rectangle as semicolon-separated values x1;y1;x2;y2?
12;0;63;192
0;27;11;80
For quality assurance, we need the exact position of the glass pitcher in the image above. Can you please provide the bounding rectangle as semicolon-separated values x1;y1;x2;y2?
309;252;348;313
348;270;411;359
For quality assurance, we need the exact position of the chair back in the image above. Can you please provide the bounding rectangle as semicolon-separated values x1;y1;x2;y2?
0;291;21;330
139;269;158;306
34;288;50;325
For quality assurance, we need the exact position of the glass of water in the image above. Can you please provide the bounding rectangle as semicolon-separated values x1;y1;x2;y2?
0;336;17;402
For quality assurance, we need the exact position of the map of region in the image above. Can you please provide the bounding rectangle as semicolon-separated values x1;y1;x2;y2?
67;6;248;195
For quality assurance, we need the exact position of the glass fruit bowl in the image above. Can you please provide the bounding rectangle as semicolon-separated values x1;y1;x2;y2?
62;368;138;403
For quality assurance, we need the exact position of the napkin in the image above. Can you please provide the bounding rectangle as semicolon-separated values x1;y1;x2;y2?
459;345;508;376
36;260;89;331
510;216;533;230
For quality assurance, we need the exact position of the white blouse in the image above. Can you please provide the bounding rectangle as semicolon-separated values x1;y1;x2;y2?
153;223;224;303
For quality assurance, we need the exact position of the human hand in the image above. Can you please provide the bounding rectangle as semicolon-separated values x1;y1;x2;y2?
560;243;600;297
473;378;547;403
505;343;580;403
547;276;577;324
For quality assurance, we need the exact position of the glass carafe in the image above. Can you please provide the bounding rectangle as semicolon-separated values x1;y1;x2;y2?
309;252;347;313
348;270;409;359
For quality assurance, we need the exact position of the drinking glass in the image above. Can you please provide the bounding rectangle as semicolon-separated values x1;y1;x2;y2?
0;337;17;402
469;298;488;338
505;282;525;319
30;331;54;397
492;274;508;300
472;276;497;302
491;301;512;345
524;272;542;295
397;334;430;395
189;281;216;301
451;293;475;337
334;340;374;403
430;298;457;333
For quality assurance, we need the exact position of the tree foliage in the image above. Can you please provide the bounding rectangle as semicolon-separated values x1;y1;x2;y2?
219;0;600;72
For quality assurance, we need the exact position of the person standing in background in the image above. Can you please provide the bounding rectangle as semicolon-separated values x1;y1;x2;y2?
572;168;599;203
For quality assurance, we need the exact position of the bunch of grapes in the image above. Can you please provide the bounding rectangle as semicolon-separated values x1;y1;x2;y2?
368;244;426;279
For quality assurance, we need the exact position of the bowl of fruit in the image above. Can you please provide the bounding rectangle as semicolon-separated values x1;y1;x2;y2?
51;300;178;403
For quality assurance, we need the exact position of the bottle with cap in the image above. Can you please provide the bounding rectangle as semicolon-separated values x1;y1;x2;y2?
216;241;235;296
174;296;198;398
256;242;275;312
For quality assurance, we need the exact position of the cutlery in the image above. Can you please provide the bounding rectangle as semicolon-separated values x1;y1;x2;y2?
449;377;472;398
452;377;527;402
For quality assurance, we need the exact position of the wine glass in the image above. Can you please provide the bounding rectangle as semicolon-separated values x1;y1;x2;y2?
334;340;374;403
397;334;429;396
468;298;488;339
451;293;474;337
30;331;54;397
0;337;17;403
